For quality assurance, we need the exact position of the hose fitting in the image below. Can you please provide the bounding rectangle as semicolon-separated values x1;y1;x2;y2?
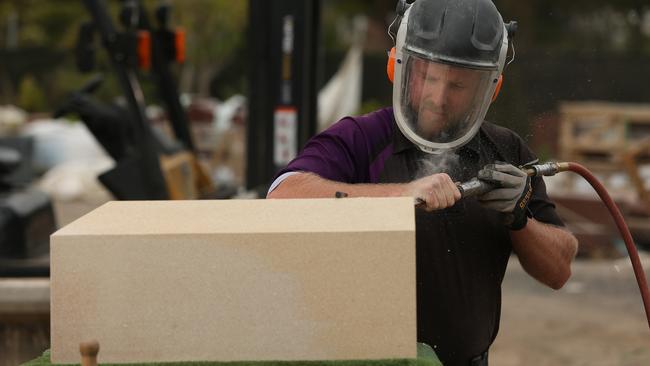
523;162;571;177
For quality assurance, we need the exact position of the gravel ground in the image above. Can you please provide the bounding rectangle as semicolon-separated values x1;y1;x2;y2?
490;253;650;366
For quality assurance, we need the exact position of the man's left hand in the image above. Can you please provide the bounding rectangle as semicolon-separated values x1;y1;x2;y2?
477;163;532;230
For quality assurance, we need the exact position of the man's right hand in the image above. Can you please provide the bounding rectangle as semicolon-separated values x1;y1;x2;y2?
405;173;461;211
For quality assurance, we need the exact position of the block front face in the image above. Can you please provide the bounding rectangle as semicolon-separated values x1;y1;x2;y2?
50;199;416;363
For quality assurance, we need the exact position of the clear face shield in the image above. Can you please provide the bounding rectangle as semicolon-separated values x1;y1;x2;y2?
393;54;499;153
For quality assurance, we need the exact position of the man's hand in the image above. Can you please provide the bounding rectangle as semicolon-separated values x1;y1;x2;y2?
477;163;532;230
406;173;461;212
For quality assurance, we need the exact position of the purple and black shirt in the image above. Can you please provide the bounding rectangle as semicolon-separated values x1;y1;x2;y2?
273;107;564;366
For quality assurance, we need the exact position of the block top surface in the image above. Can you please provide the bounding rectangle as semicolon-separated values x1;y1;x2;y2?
53;197;415;236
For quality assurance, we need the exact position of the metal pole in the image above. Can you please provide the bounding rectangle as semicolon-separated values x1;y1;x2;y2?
247;0;321;193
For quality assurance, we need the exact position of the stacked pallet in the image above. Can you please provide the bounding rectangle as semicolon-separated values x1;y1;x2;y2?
554;101;650;256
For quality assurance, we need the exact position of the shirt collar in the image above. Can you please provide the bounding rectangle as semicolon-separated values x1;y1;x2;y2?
392;123;483;156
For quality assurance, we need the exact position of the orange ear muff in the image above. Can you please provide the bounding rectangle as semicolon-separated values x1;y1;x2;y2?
386;47;396;83
491;75;503;102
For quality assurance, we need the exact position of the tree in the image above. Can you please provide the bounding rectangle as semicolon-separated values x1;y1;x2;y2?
495;0;650;55
172;0;248;96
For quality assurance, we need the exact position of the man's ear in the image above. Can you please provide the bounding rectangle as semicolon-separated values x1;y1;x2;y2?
491;75;503;102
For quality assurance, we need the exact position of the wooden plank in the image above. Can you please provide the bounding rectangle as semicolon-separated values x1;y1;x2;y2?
0;278;49;314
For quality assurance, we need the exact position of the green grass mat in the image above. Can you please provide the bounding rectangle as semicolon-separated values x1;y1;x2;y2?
22;343;442;366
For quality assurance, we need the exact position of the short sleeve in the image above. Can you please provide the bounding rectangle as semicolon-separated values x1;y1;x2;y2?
273;108;396;184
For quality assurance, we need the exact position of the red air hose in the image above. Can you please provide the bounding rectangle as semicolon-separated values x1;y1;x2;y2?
435;161;650;327
566;162;650;329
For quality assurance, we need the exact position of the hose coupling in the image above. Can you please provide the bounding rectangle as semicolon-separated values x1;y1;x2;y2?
523;162;570;177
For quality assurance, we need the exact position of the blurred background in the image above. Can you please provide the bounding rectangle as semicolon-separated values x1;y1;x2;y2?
0;0;649;365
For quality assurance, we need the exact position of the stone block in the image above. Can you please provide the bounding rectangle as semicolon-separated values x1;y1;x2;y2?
50;198;416;363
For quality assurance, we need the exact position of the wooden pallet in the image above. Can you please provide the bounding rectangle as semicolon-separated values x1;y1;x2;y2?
559;101;650;167
558;101;650;203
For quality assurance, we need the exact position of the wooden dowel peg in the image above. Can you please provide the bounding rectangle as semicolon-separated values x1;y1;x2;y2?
79;340;100;366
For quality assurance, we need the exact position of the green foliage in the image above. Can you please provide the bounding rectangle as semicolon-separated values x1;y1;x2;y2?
494;0;650;55
22;348;441;366
0;0;249;105
0;0;85;49
173;0;248;94
17;74;46;112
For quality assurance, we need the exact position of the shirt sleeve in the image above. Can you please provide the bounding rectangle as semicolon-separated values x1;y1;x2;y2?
273;117;372;184
514;134;566;227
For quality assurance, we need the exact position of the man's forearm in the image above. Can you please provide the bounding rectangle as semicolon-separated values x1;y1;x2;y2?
267;172;407;199
510;219;578;290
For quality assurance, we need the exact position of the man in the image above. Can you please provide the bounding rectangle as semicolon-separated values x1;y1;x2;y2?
268;0;578;365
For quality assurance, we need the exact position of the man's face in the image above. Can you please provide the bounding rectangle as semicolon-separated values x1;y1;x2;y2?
408;59;483;140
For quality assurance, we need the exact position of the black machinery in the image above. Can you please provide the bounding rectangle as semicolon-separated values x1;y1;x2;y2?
0;0;209;276
0;140;55;277
57;0;209;200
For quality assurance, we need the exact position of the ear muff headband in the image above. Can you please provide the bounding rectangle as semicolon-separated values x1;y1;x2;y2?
386;47;396;83
491;74;503;102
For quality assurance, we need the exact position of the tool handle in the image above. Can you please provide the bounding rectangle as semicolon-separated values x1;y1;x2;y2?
414;178;496;207
456;178;496;198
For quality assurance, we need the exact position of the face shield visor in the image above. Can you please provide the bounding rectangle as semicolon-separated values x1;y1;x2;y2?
393;53;499;154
